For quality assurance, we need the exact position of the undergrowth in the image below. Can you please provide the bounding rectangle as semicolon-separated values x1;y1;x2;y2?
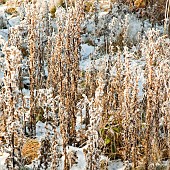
0;0;170;170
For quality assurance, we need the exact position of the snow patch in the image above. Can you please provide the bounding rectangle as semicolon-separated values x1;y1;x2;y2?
81;44;94;59
0;152;9;169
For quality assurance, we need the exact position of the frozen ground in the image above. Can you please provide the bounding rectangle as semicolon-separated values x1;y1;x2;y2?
0;153;9;169
0;2;145;169
0;1;166;170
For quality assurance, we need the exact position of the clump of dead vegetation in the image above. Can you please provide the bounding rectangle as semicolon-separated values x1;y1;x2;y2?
5;7;18;15
21;139;40;165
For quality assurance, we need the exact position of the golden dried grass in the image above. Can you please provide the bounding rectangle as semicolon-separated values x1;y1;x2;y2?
21;139;40;165
5;7;18;15
134;0;146;8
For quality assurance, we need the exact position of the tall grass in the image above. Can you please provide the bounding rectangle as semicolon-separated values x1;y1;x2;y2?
0;0;170;169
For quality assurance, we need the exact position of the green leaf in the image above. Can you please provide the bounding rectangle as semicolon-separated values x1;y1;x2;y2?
112;127;120;133
100;128;105;136
112;143;116;153
105;137;111;145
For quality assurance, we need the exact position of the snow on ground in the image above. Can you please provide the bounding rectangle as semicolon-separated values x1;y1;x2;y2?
0;71;3;79
108;160;125;170
81;44;95;60
0;29;8;41
0;1;166;170
8;16;20;27
36;121;54;140
0;153;9;170
68;146;86;170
